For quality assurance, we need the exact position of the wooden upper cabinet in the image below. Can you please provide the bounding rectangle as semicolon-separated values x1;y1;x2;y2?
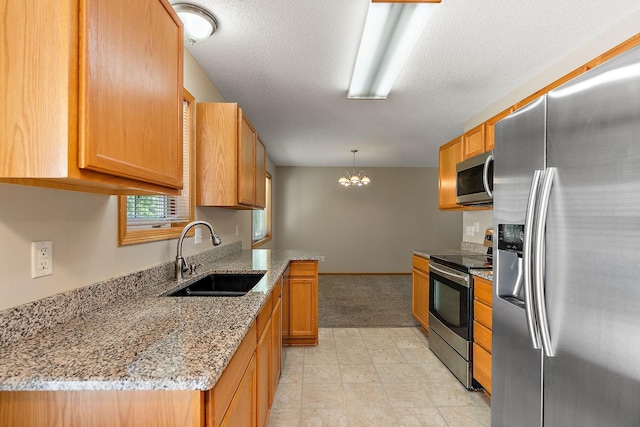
438;136;463;210
254;137;267;209
238;115;257;206
485;108;513;151
0;0;184;195
197;103;267;209
463;124;486;159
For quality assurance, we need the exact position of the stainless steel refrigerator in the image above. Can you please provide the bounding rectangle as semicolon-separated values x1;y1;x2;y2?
492;43;640;426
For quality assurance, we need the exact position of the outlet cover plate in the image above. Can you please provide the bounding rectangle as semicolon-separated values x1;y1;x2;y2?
31;241;52;278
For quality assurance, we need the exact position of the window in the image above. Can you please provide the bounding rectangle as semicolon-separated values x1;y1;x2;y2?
117;89;196;245
252;172;272;247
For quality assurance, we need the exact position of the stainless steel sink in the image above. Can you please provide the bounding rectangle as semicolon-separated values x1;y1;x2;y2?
167;273;264;297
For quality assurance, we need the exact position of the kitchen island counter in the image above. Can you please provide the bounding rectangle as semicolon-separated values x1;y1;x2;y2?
0;248;322;392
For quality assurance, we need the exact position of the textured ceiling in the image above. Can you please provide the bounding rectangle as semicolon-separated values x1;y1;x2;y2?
184;0;640;167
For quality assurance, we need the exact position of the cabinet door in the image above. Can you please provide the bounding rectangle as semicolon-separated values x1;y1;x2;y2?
289;277;317;339
256;317;271;427
463;124;486;159
282;269;290;341
80;0;183;188
412;268;430;330
238;112;256;206
473;343;492;394
438;136;463;210
270;296;282;406
220;355;257;427
485;108;513;151
254;137;267;209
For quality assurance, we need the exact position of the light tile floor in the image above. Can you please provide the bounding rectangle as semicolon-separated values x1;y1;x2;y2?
268;327;491;427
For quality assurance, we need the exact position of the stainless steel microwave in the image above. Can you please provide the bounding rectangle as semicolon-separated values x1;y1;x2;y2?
456;151;494;205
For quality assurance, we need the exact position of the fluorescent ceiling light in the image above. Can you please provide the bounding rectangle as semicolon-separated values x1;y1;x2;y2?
348;2;437;100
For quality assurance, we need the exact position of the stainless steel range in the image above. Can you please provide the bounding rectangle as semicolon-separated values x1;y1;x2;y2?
428;254;491;389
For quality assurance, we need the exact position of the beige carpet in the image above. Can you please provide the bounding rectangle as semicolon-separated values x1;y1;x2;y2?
318;275;419;328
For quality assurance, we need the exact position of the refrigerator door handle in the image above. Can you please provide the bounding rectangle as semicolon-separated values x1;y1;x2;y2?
483;153;494;198
534;167;557;357
523;169;543;350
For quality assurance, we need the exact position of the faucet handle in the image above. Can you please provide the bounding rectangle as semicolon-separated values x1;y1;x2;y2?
188;263;204;275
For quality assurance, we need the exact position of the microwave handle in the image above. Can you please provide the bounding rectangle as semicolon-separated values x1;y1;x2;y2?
483;153;494;198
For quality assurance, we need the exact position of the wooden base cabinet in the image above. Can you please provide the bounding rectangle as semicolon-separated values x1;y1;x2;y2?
1;0;184;195
256;279;282;427
411;255;430;331
283;261;318;346
473;276;493;394
218;355;257;427
270;289;282;405
0;390;204;427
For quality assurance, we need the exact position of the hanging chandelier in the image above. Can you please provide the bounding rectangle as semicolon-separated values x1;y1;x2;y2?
338;149;371;187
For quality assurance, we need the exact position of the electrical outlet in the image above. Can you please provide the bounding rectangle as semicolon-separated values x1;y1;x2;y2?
194;228;202;244
31;241;52;278
235;225;239;236
474;221;481;232
466;226;475;237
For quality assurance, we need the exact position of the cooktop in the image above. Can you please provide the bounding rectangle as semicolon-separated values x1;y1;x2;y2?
430;254;492;272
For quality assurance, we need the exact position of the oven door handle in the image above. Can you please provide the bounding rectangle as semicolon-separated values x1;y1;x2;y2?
429;264;469;287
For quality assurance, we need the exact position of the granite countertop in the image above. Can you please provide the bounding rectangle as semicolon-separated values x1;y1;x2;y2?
0;249;322;392
411;249;493;282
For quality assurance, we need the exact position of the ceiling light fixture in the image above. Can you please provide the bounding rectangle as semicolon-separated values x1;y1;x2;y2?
348;1;439;100
172;3;218;45
338;150;371;187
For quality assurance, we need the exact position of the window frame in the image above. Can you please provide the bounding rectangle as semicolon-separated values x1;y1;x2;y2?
117;88;196;245
252;172;272;248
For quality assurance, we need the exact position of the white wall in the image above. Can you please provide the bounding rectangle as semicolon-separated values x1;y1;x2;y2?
465;10;640;130
462;210;493;244
0;51;255;311
275;167;462;273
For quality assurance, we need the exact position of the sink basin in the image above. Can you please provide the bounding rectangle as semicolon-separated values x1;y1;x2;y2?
168;273;264;297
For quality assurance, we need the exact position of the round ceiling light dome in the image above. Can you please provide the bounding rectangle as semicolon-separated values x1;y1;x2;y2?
173;3;218;45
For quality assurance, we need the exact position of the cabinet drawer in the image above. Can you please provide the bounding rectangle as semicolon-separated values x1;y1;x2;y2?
270;279;282;309
473;320;492;353
412;255;429;273
473;343;492;394
474;277;493;306
474;300;492;329
289;261;318;277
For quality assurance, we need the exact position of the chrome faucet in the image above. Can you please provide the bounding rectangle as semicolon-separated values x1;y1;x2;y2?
175;220;222;280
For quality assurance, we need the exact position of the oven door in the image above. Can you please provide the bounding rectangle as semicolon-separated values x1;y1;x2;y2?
429;262;472;341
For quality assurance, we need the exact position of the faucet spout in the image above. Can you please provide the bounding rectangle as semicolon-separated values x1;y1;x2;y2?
175;220;222;280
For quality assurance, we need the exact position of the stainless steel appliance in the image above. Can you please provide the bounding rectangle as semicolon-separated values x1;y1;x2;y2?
456;151;494;205
428;254;492;389
493;44;640;426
